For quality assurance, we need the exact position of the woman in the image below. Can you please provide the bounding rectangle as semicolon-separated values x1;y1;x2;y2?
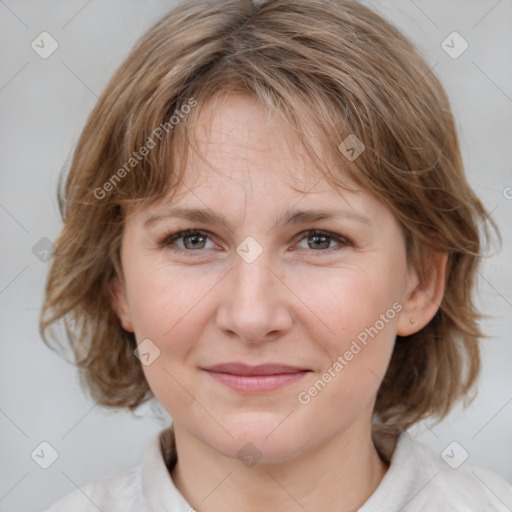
40;0;512;510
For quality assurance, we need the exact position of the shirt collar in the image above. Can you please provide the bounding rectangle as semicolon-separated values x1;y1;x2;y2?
140;423;192;511
140;423;408;511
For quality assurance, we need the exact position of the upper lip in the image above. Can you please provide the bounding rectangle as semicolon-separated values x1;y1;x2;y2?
203;363;310;376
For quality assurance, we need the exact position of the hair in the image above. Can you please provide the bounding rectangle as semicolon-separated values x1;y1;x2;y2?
39;0;499;429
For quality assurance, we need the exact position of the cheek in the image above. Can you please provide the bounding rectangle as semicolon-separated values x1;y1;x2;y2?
295;265;400;344
125;267;215;413
127;261;214;340
294;268;400;405
124;265;211;392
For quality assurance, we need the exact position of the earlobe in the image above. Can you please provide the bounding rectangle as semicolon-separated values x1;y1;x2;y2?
109;275;134;333
397;252;448;337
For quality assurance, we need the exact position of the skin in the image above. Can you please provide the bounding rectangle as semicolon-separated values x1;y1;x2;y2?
111;94;447;512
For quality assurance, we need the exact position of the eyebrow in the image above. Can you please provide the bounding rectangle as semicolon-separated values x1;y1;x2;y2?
143;206;372;231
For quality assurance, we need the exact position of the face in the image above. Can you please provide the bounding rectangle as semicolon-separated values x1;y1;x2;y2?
112;94;422;463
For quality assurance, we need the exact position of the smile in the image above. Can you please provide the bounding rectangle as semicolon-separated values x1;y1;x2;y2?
202;363;312;393
203;370;310;392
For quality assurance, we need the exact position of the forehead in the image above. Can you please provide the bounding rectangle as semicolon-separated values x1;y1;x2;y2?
172;93;360;199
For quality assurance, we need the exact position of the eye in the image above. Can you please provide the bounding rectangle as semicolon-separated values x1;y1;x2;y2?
159;228;350;256
294;230;350;253
159;229;216;252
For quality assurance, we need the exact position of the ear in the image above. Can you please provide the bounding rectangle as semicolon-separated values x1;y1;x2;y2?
109;273;134;333
397;251;448;336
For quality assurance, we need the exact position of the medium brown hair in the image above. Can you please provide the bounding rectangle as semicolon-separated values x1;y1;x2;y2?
40;0;498;429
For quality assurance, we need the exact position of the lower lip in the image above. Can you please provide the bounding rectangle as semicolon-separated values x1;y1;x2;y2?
204;370;309;392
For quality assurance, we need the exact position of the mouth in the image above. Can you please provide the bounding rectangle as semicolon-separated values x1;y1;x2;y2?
202;363;312;393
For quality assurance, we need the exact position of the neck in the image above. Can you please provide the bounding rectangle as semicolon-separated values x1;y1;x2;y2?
170;421;389;512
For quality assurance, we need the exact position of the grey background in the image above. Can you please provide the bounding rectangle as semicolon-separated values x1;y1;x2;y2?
0;0;511;510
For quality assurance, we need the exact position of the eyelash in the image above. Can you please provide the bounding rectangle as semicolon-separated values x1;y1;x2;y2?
158;228;351;256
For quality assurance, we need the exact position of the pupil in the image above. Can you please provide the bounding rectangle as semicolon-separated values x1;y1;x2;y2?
185;234;205;249
310;234;329;249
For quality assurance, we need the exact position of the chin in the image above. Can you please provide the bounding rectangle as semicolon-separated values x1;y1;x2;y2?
206;415;310;465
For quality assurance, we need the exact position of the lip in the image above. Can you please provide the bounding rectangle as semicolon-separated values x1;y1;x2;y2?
204;363;310;375
202;363;311;393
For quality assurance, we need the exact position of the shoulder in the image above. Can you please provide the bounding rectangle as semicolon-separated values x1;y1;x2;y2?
388;430;512;511
42;464;141;512
41;425;185;512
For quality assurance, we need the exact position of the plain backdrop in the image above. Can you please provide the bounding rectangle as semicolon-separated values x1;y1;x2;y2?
0;0;511;510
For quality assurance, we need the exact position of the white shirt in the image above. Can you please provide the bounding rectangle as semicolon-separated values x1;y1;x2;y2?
43;424;512;511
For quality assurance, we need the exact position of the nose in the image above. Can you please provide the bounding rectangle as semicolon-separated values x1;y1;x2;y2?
215;250;294;344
